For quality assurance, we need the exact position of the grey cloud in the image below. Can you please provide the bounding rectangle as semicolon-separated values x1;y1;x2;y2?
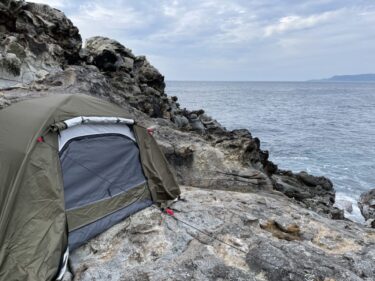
30;0;375;80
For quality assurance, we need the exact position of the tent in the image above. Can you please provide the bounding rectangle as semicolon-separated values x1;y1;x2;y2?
0;94;180;281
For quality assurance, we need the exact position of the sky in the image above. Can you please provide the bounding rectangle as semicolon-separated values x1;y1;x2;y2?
32;0;375;81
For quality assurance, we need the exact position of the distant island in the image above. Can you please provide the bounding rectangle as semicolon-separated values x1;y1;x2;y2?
311;74;375;82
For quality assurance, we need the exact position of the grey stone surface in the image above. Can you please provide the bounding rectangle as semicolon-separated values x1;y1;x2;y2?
70;187;375;281
359;189;375;225
0;0;81;85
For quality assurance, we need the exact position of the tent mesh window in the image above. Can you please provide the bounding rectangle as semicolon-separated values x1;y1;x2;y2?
59;133;152;249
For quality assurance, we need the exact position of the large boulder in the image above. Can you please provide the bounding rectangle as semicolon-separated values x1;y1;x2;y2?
272;170;343;219
358;189;375;228
83;36;171;118
0;0;81;86
84;36;135;72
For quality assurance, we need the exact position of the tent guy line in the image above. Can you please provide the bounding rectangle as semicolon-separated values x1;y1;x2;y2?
160;206;323;280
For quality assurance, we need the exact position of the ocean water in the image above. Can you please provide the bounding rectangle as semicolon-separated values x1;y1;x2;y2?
166;81;375;222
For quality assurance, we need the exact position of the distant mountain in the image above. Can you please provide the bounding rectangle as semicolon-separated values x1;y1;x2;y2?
312;74;375;82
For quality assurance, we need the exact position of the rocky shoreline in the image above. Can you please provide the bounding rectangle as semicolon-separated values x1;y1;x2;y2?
1;1;374;280
0;0;344;220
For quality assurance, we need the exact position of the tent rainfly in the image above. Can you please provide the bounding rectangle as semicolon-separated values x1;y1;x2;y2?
0;94;180;281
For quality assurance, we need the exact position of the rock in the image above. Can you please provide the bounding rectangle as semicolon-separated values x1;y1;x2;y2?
134;55;165;93
189;113;205;133
1;2;374;279
173;115;189;128
364;219;375;229
330;207;345;220
273;170;339;218
297;171;319;186
201;116;225;132
0;91;10;108
85;36;134;72
298;171;334;191
358;189;375;222
0;53;21;76
69;187;375;281
61;270;73;281
0;0;81;86
83;36;178;120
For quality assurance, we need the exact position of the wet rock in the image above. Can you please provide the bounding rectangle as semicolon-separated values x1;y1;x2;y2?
298;171;333;191
189;113;205;133
358;189;375;223
273;170;339;218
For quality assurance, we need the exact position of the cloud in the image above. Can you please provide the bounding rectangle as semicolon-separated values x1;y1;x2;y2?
74;3;148;30
264;10;340;37
51;0;375;80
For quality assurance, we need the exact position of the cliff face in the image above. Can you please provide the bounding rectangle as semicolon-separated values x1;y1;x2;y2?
1;1;374;280
0;0;80;86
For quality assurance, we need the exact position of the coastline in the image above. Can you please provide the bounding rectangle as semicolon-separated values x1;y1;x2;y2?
166;80;375;223
1;1;374;280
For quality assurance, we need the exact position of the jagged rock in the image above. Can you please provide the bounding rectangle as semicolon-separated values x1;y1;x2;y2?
273;170;343;219
1;2;372;279
83;36;177;120
85;36;135;72
359;189;375;225
69;187;375;281
134;56;164;92
199;114;225;132
189;113;205;133
0;0;81;86
298;171;333;191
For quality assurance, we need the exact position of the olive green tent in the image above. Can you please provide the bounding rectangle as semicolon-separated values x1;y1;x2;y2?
0;94;180;281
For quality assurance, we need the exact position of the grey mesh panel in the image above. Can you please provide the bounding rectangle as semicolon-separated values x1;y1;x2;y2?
68;198;152;250
60;134;146;210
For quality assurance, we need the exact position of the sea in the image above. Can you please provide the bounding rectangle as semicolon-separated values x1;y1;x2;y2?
166;81;375;222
